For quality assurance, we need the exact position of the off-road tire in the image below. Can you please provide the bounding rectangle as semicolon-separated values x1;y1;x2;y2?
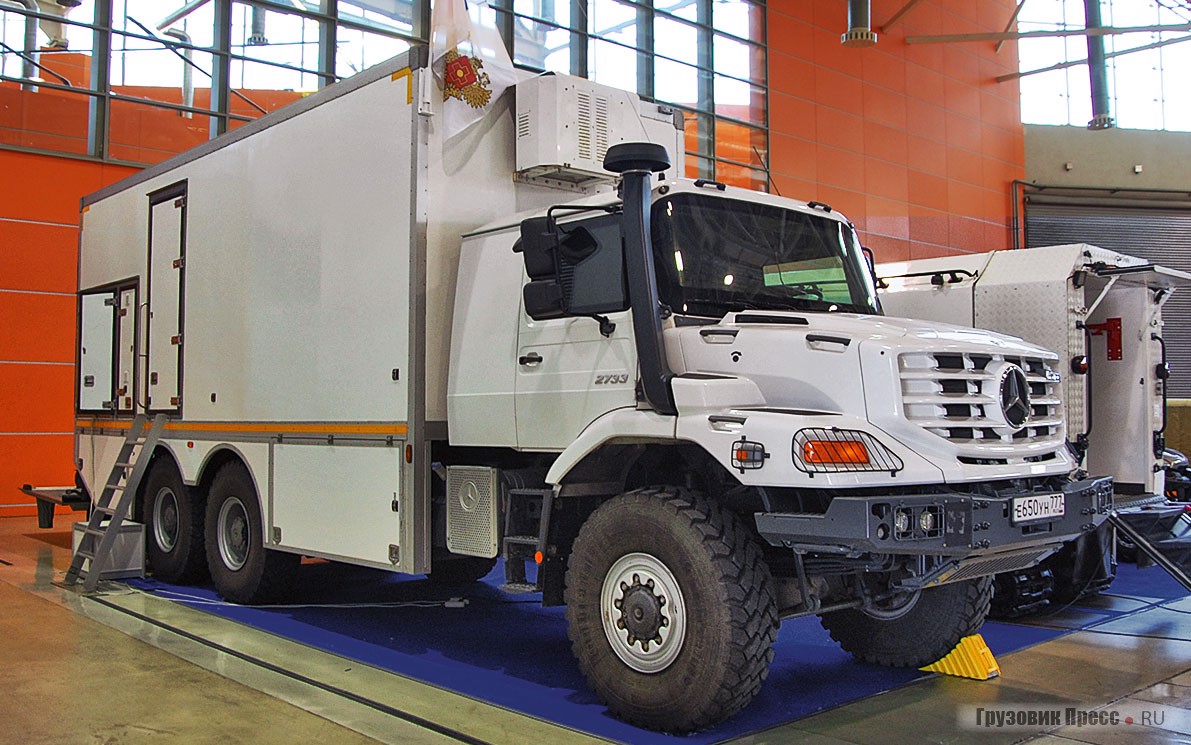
820;576;993;667
564;486;778;733
141;459;208;583
205;462;298;604
426;556;497;585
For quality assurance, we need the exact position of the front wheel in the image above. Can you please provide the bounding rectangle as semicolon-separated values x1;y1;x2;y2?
564;487;778;733
204;462;298;604
819;576;993;667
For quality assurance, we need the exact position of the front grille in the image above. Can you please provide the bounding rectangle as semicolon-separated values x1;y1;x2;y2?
899;351;1065;460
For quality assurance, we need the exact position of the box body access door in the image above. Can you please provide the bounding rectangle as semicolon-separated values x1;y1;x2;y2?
147;185;186;413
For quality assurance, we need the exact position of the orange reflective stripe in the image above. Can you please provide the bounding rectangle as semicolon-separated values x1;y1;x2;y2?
75;419;409;436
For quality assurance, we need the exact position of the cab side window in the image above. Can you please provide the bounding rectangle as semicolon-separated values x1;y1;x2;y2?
556;214;628;316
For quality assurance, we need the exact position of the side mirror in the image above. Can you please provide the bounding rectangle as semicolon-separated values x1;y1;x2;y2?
523;280;566;319
518;216;558;279
516;216;568;320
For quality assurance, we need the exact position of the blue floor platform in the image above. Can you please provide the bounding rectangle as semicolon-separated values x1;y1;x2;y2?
126;559;1188;744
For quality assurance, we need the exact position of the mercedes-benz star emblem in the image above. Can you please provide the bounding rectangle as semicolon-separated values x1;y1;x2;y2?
999;365;1031;429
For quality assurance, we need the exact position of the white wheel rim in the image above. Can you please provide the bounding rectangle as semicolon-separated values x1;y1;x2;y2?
152;487;179;552
600;552;687;674
217;497;250;571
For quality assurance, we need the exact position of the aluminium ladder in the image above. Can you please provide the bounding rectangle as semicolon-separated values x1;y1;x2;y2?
64;413;167;592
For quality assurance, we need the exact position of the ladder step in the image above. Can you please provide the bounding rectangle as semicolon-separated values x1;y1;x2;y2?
499;582;541;595
81;525;107;537
75;549;94;560
93;506;115;517
114;461;134;469
504;535;538;546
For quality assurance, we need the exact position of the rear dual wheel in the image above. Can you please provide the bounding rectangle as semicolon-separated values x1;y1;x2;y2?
205;462;298;604
141;460;208;584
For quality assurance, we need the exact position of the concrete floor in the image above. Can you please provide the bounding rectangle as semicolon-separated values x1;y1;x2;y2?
1;514;1188;745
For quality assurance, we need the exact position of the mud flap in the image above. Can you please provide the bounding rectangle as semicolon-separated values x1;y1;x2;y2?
1111;503;1191;592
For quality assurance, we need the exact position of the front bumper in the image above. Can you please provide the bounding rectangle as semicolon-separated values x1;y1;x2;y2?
754;476;1114;587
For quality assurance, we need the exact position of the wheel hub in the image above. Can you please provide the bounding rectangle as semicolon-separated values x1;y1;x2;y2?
600;553;687;674
153;488;180;552
617;579;665;645
217;497;250;571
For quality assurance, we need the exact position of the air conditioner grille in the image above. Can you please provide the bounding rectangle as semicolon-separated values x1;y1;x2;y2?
577;91;593;160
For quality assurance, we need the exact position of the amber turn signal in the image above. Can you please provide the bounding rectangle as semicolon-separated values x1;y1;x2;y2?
802;440;870;465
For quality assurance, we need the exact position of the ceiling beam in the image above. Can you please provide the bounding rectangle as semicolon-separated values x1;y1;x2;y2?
995;33;1191;81
995;0;1029;53
878;0;924;33
907;22;1191;44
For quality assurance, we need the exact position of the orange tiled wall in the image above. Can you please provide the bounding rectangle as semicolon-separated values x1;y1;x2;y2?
768;2;1024;262
0;151;138;515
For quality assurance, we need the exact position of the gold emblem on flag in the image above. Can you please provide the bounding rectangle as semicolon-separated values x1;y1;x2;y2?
443;49;493;109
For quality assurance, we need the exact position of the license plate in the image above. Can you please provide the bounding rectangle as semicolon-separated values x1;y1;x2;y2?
1012;493;1065;525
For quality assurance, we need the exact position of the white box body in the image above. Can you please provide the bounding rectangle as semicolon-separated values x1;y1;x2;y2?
74;53;682;575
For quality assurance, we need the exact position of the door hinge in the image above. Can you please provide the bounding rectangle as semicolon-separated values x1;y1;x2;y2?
172;257;185;269
174;197;186;209
272;527;282;543
389;545;400;564
391;493;399;512
171;334;183;345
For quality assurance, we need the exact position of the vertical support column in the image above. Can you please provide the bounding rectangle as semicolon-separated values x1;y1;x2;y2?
209;0;232;138
413;0;428;44
318;0;337;89
637;3;654;100
491;0;515;59
696;0;714;179
570;0;587;77
1084;0;1114;129
87;0;112;158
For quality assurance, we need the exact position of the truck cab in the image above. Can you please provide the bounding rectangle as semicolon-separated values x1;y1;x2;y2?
446;148;1110;731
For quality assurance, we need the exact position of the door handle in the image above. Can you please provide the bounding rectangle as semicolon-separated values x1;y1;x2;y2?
519;352;543;366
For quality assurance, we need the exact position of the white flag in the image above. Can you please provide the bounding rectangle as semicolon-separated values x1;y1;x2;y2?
430;0;519;139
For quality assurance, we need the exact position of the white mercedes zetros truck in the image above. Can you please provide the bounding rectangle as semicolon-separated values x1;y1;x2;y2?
69;49;1109;732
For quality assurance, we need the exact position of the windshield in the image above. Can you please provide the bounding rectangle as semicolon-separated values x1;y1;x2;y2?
650;193;880;317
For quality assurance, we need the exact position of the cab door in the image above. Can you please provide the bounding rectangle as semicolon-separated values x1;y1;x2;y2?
515;213;637;450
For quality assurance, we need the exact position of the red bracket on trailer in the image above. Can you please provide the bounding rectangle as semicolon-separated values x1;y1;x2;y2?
1086;317;1122;361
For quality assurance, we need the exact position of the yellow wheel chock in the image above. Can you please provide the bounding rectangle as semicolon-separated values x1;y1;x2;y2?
919;633;1000;680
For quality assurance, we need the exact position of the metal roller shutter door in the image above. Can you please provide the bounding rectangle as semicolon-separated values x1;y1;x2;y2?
1025;203;1191;397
